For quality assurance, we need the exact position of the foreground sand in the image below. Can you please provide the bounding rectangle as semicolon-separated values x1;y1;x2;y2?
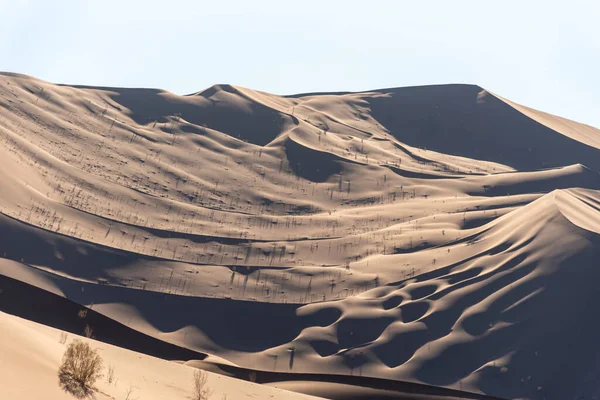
1;72;600;399
0;311;323;400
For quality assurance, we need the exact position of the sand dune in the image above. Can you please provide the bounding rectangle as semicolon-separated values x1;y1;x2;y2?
1;71;600;399
0;311;323;400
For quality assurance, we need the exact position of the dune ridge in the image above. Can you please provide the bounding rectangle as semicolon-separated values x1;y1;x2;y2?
1;72;600;399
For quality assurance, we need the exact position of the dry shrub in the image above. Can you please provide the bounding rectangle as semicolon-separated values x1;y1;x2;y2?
248;370;257;382
84;324;93;338
192;369;212;400
125;383;137;400
58;340;103;398
106;364;116;385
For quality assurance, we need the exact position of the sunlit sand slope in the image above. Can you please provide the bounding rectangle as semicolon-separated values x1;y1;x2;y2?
1;72;600;399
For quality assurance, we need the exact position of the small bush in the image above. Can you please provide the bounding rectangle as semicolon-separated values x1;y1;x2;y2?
248;370;257;382
84;324;93;338
106;364;115;385
192;369;212;400
58;340;103;398
125;383;137;400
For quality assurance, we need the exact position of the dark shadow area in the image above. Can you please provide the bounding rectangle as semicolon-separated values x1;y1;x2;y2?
462;215;498;230
283;137;347;182
372;328;430;368
305;305;344;327
465;165;600;197
382;294;404;310
0;274;205;361
67;84;286;146
205;366;505;400
310;339;339;357
414;240;600;400
36;273;310;352
386;165;462;180
0;210;267;285
368;84;600;171
0;272;503;400
407;284;438;300
0;213;139;282
336;316;395;349
58;370;96;399
399;302;430;323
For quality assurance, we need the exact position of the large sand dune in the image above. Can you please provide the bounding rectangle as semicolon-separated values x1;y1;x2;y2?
1;72;600;399
0;311;323;400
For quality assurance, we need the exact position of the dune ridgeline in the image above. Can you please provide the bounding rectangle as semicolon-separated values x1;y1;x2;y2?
1;72;599;400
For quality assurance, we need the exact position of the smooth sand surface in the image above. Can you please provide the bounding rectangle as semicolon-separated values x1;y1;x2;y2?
1;72;600;399
0;311;323;400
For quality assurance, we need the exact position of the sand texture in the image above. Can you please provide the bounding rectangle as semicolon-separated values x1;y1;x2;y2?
1;72;600;399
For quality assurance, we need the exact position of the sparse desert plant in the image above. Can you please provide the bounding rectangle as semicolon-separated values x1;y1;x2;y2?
248;370;257;382
78;309;88;319
192;369;212;400
58;340;103;397
106;364;116;385
59;332;68;344
124;383;137;400
84;324;94;338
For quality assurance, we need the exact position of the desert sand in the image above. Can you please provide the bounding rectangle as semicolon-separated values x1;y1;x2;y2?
1;71;599;399
0;310;323;400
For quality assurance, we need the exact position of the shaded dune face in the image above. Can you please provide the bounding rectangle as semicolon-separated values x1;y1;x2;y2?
368;84;600;171
292;206;600;400
2;72;600;400
71;84;290;146
283;137;346;182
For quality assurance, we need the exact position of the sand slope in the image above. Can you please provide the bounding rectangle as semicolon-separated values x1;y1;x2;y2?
1;72;600;399
0;311;323;400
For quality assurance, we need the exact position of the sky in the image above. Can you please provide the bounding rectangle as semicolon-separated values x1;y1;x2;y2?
2;0;599;128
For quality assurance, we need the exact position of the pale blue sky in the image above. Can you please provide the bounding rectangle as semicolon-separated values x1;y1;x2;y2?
2;0;599;127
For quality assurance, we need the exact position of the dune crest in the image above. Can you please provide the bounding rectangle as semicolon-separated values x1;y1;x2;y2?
1;72;599;399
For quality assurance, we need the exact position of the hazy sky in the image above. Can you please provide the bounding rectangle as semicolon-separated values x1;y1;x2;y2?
2;0;599;127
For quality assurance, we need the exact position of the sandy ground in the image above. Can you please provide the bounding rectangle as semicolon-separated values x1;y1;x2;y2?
0;310;323;400
1;72;600;399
